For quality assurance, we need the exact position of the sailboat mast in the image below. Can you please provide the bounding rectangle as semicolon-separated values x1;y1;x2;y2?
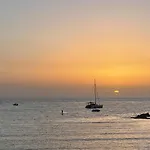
94;79;97;104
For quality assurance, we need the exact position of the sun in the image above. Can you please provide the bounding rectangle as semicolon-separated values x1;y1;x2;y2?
114;90;119;94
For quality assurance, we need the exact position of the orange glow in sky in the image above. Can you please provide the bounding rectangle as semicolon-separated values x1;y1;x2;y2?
1;1;150;98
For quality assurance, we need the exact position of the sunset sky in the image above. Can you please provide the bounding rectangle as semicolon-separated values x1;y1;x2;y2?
0;0;150;98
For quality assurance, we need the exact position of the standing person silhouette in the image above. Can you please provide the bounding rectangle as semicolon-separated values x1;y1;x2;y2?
61;110;63;115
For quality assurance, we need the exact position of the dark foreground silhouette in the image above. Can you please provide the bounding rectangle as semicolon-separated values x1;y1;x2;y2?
131;112;150;119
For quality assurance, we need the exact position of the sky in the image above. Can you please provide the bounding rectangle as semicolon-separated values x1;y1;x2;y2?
0;0;150;98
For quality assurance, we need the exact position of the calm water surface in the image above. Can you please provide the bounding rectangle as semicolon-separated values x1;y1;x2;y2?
0;98;150;150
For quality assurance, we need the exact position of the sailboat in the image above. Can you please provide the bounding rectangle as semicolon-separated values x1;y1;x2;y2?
85;79;103;109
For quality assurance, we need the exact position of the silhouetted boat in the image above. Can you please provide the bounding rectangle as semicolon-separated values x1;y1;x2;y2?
131;112;150;119
92;108;100;112
85;79;103;109
13;103;18;106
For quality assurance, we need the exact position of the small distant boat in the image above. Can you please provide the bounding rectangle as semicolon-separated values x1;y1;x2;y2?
85;79;103;109
92;108;100;112
13;103;18;106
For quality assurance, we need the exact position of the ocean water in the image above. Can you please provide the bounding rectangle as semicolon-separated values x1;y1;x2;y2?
0;98;150;150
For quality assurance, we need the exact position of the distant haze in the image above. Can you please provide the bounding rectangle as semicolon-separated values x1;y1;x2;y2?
0;84;150;99
0;1;150;98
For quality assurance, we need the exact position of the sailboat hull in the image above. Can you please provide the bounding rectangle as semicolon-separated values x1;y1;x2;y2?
85;103;103;109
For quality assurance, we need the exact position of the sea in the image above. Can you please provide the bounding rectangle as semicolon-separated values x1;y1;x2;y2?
0;97;150;150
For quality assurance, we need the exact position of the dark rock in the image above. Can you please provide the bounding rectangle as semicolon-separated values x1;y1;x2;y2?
131;112;150;119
